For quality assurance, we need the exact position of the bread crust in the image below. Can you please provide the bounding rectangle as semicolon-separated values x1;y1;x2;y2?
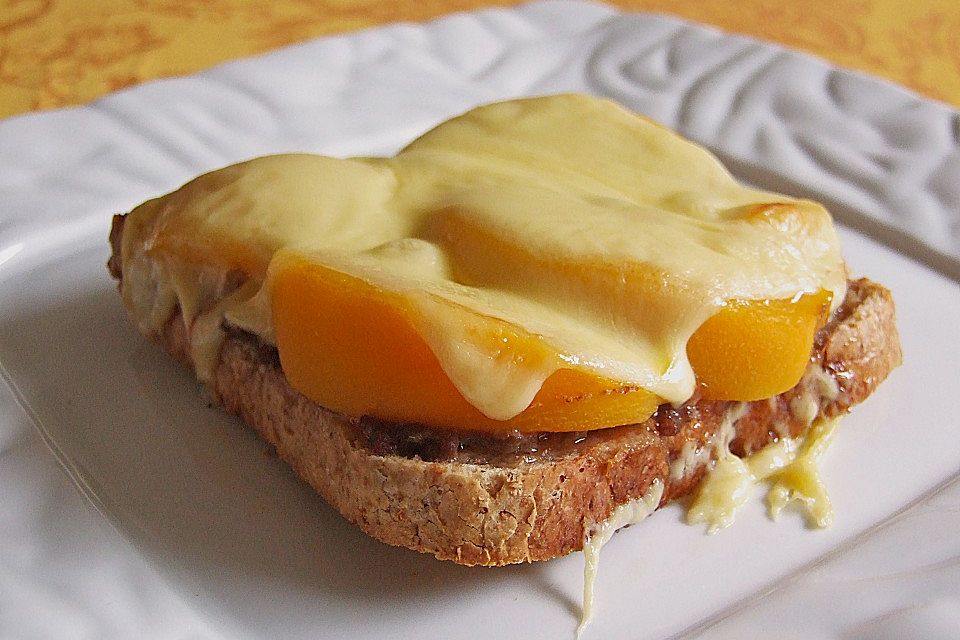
110;215;902;566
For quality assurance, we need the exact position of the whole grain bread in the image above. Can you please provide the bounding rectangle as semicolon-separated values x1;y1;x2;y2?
109;215;901;566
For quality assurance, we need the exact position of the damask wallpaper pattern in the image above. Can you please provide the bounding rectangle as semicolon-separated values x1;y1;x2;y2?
1;0;958;118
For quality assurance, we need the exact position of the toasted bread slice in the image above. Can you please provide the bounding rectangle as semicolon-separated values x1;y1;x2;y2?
108;214;901;566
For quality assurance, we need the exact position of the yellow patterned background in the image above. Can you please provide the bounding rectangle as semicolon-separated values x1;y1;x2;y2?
1;0;958;119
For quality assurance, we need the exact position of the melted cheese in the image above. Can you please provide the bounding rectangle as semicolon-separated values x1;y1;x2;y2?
579;409;839;635
767;417;839;527
687;412;840;533
579;479;663;638
685;402;749;533
119;93;847;419
669;439;712;482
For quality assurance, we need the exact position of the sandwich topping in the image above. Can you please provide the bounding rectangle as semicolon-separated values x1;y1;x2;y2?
120;93;847;433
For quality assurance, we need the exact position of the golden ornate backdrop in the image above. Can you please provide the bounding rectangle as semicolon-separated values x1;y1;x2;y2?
1;0;958;118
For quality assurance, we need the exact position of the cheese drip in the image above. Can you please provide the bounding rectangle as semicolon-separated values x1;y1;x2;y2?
579;479;664;638
119;94;847;420
687;416;841;532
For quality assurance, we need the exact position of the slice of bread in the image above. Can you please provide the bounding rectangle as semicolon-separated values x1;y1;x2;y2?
108;215;901;567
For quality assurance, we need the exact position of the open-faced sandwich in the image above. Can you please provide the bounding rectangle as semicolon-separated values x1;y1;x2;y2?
108;94;901;580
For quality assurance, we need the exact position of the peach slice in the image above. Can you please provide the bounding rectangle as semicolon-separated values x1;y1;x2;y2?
272;255;661;433
686;290;832;401
272;254;831;432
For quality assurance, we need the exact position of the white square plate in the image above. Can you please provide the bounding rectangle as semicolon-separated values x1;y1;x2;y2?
1;2;959;638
